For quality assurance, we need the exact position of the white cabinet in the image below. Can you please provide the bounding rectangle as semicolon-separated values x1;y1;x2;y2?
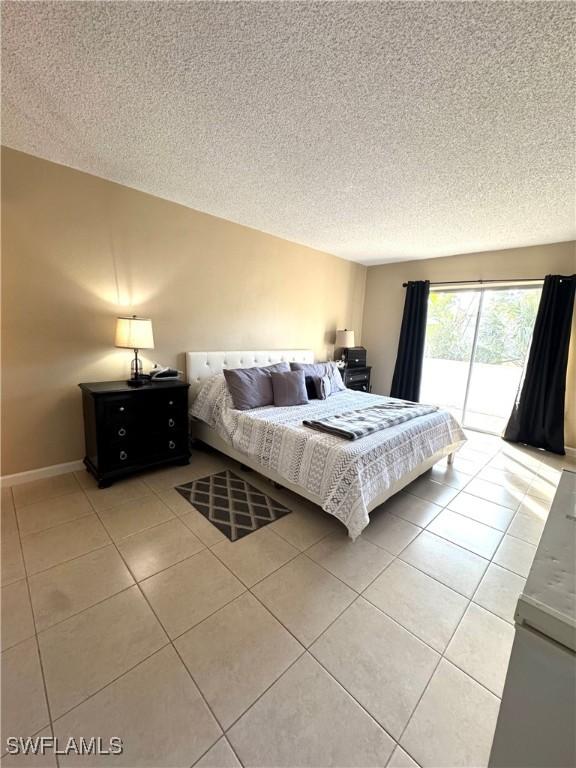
489;469;576;768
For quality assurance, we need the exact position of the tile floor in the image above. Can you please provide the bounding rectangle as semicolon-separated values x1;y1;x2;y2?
1;433;572;767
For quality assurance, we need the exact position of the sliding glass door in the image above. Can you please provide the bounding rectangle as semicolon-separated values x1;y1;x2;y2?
419;290;481;420
420;285;542;434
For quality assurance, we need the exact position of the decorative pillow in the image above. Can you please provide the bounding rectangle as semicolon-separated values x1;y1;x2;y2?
329;365;346;392
271;370;309;407
304;376;319;399
290;361;346;392
313;374;332;400
223;362;290;410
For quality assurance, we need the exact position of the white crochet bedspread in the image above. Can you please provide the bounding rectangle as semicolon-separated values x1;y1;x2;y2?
190;375;466;539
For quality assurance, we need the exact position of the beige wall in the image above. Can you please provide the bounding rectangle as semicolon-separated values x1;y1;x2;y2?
362;242;576;447
3;146;574;475
1;148;367;475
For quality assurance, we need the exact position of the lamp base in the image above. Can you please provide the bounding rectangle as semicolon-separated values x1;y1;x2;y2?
126;374;151;388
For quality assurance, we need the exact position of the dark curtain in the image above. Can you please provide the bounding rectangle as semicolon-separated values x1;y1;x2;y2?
390;280;430;402
504;274;575;455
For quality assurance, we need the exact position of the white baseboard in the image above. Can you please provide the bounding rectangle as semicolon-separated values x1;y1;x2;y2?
1;459;85;488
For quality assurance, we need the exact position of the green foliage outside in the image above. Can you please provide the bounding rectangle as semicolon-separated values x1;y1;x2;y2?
425;289;540;367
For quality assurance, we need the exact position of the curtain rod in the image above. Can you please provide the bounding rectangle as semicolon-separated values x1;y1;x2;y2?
401;278;544;288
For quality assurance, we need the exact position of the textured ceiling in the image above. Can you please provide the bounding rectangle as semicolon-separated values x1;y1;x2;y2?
2;1;575;264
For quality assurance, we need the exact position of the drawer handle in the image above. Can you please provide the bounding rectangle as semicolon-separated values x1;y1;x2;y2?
168;440;176;450
118;427;127;437
168;418;175;428
119;406;125;413
119;450;128;461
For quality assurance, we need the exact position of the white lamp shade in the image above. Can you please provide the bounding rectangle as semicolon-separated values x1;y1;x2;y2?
335;329;355;348
115;316;154;350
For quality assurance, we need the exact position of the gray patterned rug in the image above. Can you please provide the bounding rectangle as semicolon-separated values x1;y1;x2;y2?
175;470;292;541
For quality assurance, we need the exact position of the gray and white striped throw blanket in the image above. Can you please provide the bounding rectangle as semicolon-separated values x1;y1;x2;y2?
303;401;438;440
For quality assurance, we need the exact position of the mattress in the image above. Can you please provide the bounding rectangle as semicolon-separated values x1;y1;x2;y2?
190;374;466;539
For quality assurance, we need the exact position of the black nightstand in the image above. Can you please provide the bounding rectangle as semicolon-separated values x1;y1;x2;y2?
79;380;190;488
342;366;372;393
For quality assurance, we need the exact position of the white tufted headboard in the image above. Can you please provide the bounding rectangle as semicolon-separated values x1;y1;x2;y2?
186;349;315;396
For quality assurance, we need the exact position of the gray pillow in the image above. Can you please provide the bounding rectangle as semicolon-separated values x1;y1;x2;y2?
312;374;332;400
290;361;346;392
223;362;290;410
271;370;309;407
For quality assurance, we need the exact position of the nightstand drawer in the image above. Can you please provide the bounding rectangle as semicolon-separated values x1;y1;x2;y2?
346;371;369;384
150;413;186;433
101;442;140;470
348;382;370;392
342;366;371;393
154;390;188;412
103;422;134;441
101;432;188;470
147;433;188;461
103;396;137;423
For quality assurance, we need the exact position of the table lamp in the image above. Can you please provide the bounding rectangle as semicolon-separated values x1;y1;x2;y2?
115;315;154;386
335;329;355;349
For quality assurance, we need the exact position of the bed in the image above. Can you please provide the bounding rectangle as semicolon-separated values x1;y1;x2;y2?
186;350;466;539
